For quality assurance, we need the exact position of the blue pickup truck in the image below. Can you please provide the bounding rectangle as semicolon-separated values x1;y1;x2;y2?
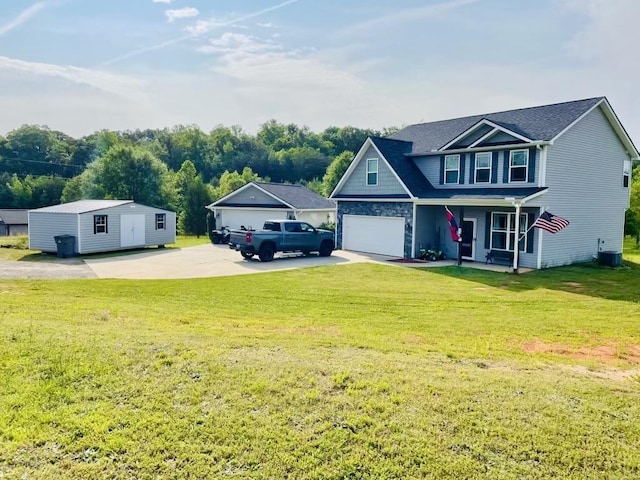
228;220;335;262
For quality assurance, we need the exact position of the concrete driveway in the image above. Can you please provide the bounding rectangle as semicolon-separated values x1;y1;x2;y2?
83;244;383;279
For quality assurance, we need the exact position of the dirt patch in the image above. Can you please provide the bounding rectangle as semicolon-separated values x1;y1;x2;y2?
522;340;640;365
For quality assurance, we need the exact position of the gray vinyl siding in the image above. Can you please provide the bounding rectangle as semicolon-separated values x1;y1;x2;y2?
451;124;493;148
479;131;521;145
337;146;407;196
540;106;631;268
78;204;175;254
414;149;539;189
226;185;284;206
28;212;78;253
29;204;175;254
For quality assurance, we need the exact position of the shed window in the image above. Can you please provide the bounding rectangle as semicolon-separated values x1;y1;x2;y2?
94;215;108;234
445;155;460;184
623;160;631;188
366;158;378;186
475;152;491;183
509;150;529;183
156;213;166;230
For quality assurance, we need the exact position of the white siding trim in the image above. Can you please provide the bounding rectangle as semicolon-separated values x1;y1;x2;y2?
538;145;548;187
439;119;534;151
536;207;544;269
411;203;417;258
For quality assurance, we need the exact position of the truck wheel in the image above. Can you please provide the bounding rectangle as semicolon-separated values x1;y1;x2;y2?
259;244;275;262
319;240;334;257
241;251;254;259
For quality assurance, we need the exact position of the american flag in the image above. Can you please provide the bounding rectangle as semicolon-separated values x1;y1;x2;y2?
532;211;570;234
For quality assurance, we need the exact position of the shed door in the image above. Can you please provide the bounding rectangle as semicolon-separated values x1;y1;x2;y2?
121;214;146;247
342;214;405;257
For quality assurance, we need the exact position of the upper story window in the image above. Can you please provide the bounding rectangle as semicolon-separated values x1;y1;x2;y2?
475;152;491;183
366;158;378;186
156;213;166;230
94;215;108;234
444;155;460;184
623;160;631;187
509;149;529;182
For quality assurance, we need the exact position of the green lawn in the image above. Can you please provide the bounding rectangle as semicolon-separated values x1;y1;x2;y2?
1;242;639;478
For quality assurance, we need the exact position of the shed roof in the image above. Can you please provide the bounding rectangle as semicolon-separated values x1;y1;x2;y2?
0;209;29;225
30;200;133;214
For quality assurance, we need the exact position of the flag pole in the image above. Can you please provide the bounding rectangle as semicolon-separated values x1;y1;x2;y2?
518;207;546;242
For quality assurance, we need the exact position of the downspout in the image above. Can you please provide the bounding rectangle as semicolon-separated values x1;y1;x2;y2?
512;201;521;274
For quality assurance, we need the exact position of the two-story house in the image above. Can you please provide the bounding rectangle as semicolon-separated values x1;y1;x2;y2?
330;97;638;269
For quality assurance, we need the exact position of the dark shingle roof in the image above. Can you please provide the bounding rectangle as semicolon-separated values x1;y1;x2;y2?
369;137;435;197
0;209;28;225
389;97;604;153
254;182;335;210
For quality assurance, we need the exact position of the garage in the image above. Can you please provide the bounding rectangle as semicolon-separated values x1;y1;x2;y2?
220;209;288;231
342;214;405;257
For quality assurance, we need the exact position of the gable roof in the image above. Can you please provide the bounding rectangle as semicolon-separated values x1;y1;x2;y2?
209;182;335;210
390;97;606;153
30;200;133;214
368;137;435;197
0;209;28;225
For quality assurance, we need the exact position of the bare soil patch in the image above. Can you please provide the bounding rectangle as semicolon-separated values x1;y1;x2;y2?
522;340;640;365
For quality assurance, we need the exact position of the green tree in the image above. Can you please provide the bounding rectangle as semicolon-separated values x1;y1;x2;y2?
322;151;354;196
212;167;259;200
178;176;212;237
6;174;32;207
66;145;177;209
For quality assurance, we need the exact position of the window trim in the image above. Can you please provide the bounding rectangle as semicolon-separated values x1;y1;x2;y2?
490;212;527;252
474;152;492;183
623;159;631;188
509;149;529;183
155;213;166;230
444;154;460;184
94;215;108;235
366;158;378;186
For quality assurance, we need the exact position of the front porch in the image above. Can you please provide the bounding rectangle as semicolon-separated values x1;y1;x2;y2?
385;256;534;273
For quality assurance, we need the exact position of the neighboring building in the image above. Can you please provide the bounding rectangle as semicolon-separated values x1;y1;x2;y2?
0;209;28;236
330;97;638;269
206;181;336;229
29;200;176;255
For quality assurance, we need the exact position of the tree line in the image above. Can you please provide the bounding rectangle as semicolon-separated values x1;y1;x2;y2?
0;122;393;235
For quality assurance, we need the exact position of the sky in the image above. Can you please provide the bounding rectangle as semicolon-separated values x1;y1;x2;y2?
0;0;638;145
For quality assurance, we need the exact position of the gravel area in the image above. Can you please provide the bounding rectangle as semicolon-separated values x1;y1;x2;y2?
0;258;96;279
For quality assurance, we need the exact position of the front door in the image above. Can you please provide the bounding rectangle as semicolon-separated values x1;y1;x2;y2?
121;214;146;247
461;219;476;260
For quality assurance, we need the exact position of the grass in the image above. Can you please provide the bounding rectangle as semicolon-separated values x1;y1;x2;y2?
0;241;639;478
0;235;211;262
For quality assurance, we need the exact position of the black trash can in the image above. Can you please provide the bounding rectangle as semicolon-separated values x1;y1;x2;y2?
54;235;76;258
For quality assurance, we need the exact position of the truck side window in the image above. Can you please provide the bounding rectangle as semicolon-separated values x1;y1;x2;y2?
264;222;280;231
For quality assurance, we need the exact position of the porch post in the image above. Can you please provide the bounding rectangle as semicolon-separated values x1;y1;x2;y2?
512;202;521;274
457;206;464;266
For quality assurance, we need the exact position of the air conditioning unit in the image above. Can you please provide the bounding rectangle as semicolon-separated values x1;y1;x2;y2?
598;250;623;267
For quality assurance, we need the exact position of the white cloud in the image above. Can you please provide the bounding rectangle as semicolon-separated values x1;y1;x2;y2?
257;22;275;28
165;7;199;23
0;2;47;36
153;0;173;3
0;56;145;98
340;0;478;36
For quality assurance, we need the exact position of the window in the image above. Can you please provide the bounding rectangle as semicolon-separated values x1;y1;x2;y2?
366;158;378;186
444;155;460;184
475;152;491;183
509;149;529;182
94;215;108;234
156;213;166;230
624;160;631;188
490;212;527;252
284;222;302;233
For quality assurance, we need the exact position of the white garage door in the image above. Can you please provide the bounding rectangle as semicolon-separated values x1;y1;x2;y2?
220;209;288;230
342;214;405;257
